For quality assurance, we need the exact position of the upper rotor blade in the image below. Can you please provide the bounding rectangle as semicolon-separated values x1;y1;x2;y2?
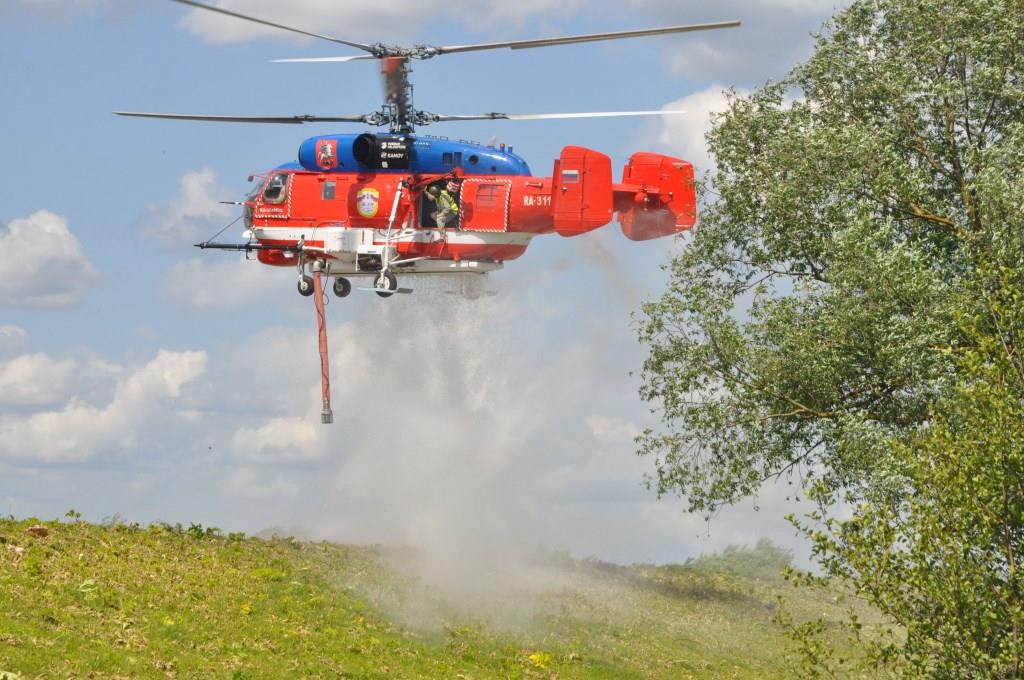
171;0;376;52
435;20;740;55
430;110;687;122
114;111;370;124
271;55;379;63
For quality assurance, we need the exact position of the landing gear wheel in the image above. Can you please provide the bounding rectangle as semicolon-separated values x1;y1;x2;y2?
332;277;352;298
297;275;314;297
374;271;398;298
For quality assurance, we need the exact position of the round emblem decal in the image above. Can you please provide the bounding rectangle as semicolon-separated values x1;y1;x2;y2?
315;139;338;169
356;188;380;218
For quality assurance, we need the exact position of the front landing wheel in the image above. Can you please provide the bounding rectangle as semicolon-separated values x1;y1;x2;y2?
374;271;398;298
297;275;314;297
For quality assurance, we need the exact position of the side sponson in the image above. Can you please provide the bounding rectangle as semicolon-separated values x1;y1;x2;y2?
551;146;614;237
615;153;697;241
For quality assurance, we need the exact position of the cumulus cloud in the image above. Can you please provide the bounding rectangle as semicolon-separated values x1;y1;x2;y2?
655;85;802;177
138;169;235;247
231;416;322;461
0;353;76;408
0;347;125;409
3;0;141;25
0;325;29;357
0;350;207;463
629;0;846;85
657;84;745;175
160;257;287;309
178;0;587;45
7;0;110;15
586;415;641;444
0;210;100;308
13;0;110;6
172;0;835;57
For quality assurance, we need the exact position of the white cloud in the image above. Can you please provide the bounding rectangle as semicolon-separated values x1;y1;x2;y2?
8;0;110;13
177;0;586;45
0;210;100;308
231;416;322;461
3;0;140;25
742;0;837;10
586;415;641;444
138;169;235;246
657;84;744;175
463;0;587;29
0;353;76;408
160;257;285;309
0;350;207;463
0;325;29;357
628;0;847;85
0;346;125;409
14;0;109;6
656;86;802;176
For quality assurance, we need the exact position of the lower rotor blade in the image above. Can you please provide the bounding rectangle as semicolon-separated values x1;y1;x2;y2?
114;111;370;124
430;110;687;122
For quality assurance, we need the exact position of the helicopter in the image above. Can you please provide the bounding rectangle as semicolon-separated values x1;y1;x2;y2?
116;0;739;423
117;0;739;299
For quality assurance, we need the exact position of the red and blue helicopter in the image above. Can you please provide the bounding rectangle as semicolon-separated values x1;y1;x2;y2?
118;0;738;299
117;0;738;421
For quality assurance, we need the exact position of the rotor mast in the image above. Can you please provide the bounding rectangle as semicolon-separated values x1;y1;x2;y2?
381;57;416;134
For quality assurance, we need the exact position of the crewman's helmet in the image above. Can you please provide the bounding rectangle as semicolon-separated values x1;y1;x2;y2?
426;185;440;196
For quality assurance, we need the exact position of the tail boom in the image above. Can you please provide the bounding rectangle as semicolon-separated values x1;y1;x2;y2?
549;147;697;241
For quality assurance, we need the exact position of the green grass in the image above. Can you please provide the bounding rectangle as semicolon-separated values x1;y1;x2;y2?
0;517;872;679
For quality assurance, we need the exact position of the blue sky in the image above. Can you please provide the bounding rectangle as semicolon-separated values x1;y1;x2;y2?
0;0;842;565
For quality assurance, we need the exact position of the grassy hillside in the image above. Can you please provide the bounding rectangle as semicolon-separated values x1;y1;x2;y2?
0;517;870;679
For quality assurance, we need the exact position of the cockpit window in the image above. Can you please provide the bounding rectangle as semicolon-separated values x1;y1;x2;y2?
262;173;289;204
245;177;263;202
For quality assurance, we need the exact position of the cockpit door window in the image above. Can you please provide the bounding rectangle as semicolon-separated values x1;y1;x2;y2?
262;173;290;204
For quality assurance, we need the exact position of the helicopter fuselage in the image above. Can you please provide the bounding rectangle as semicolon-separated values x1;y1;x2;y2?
242;133;697;282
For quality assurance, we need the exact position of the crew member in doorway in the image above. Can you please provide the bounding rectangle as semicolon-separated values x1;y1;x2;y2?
426;182;459;235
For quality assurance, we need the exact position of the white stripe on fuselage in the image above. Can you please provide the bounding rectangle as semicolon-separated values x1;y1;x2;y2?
252;226;536;246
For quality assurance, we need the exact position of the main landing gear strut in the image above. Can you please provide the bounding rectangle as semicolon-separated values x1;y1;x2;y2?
297;180;412;302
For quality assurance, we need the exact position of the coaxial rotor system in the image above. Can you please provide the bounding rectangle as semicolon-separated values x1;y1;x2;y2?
115;0;740;133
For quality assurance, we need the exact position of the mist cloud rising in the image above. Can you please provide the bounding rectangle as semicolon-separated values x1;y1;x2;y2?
310;283;589;554
202;270;795;597
291;280;632;621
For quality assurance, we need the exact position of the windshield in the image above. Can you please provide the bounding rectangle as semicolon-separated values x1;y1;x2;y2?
245;177;264;202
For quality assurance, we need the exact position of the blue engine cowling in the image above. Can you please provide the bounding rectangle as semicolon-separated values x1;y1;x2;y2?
295;133;531;176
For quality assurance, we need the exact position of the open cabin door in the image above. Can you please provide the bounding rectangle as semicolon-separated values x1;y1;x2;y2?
458;179;511;232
